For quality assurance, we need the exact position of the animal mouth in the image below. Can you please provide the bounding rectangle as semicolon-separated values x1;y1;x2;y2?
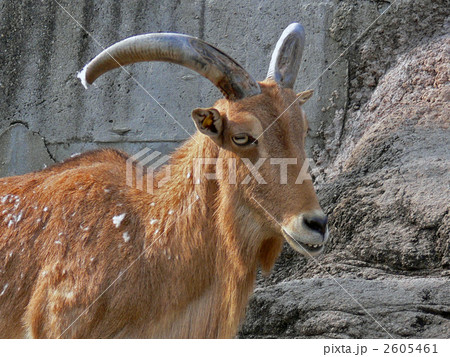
282;228;325;257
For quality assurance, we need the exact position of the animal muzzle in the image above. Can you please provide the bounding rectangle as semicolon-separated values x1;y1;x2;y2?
281;209;329;257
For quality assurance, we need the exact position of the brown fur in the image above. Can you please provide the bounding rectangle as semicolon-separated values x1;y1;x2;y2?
0;80;321;338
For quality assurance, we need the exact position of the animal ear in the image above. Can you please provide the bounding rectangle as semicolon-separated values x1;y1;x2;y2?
296;89;314;105
191;107;224;144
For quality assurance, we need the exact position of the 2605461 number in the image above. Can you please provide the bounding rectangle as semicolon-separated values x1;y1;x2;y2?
383;344;438;354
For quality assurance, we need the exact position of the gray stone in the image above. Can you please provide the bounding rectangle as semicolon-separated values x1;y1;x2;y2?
0;124;54;177
241;11;449;339
240;278;450;338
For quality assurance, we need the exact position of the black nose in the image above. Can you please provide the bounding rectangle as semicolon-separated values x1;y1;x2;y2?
303;212;328;235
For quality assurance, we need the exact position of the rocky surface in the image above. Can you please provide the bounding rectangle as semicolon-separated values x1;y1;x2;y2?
241;278;450;338
0;123;54;177
240;4;449;338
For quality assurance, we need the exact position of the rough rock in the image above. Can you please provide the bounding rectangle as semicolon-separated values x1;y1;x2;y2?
240;11;449;338
241;278;450;338
0;123;54;177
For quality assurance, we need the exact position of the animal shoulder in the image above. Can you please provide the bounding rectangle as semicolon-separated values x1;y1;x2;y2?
45;149;130;173
0;149;131;193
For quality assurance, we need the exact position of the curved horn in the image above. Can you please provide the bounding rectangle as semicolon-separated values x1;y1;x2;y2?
266;23;305;88
77;33;261;101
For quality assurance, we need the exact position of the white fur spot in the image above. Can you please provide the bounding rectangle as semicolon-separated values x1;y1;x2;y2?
150;219;158;225
113;213;126;228
64;291;75;299
12;211;23;224
122;232;130;243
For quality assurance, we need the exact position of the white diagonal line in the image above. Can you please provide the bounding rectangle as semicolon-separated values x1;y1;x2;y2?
256;0;400;141
58;194;200;338
53;0;198;143
251;196;395;339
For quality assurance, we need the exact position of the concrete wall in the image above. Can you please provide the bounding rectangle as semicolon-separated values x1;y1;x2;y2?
0;0;349;176
1;1;447;177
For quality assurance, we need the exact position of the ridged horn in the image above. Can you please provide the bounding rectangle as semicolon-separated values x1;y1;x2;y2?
77;33;261;101
266;23;305;88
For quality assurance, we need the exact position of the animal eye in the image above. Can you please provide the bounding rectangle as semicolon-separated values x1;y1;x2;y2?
232;134;258;146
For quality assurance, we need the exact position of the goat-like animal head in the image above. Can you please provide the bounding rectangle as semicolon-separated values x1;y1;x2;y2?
78;23;328;258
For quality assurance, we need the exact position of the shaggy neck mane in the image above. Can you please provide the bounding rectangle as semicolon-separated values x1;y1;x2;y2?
135;133;281;337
